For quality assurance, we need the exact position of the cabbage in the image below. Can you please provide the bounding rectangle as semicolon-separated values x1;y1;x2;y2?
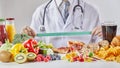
0;41;13;51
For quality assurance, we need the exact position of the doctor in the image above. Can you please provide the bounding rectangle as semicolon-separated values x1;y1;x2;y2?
22;0;102;48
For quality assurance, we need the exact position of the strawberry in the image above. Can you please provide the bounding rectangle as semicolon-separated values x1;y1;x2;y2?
36;57;42;62
37;54;43;57
44;58;49;62
37;54;44;61
46;55;51;60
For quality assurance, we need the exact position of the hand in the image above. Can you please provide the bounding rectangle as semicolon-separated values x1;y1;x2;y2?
22;26;36;38
92;26;102;37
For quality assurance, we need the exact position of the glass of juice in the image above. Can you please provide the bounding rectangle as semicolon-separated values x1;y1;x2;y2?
102;21;117;43
6;18;16;43
0;19;8;43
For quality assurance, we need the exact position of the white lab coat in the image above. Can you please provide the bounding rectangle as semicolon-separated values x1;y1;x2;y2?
30;0;100;48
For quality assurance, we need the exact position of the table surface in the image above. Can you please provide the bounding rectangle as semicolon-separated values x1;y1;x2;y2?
0;60;120;68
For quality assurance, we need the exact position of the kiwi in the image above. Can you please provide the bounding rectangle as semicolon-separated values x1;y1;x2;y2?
27;52;36;61
0;50;12;62
14;53;27;64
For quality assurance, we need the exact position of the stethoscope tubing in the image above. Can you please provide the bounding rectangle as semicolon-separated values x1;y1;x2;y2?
42;0;84;28
43;0;53;25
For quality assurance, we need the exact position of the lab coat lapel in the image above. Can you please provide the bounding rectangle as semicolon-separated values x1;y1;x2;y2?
52;0;65;28
63;7;74;29
63;0;75;29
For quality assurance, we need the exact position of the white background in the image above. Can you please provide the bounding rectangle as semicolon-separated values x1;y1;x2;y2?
0;0;3;16
1;61;120;68
0;0;120;34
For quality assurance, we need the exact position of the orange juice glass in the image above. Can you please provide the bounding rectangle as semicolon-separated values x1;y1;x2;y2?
6;18;16;43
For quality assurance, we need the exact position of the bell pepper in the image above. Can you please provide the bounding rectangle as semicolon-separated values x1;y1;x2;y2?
10;43;28;57
23;39;39;54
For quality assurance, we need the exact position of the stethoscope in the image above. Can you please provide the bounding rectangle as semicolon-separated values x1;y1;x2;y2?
40;0;84;32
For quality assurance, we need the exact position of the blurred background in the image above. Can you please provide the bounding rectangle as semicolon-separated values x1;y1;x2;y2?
0;0;120;34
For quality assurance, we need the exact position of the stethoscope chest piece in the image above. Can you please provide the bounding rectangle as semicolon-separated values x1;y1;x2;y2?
39;25;46;32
